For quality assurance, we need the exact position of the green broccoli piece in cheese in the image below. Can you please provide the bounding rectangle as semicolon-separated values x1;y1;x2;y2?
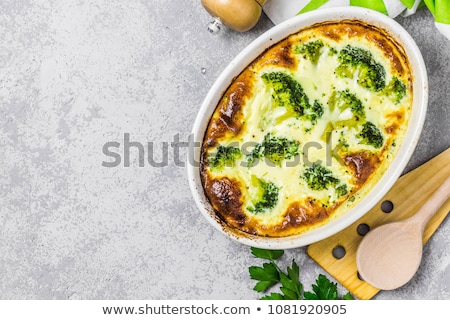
209;145;242;170
262;72;324;125
262;72;309;116
247;133;300;167
295;40;325;64
302;164;349;198
358;121;384;149
328;46;338;56
335;184;348;197
303;100;324;125
328;89;365;119
320;90;366;142
247;177;279;214
336;45;386;92
302;163;340;191
384;77;407;104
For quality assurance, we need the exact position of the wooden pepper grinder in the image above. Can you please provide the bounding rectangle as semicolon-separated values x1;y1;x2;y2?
201;0;268;33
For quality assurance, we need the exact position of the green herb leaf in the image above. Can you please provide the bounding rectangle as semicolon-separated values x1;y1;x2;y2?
249;263;279;281
287;259;300;284
304;274;338;300
280;286;298;300
249;248;353;300
278;261;303;300
260;292;285;300
343;292;355;300
250;247;284;260
279;272;296;292
287;260;303;298
249;262;280;292
303;291;318;300
253;281;274;292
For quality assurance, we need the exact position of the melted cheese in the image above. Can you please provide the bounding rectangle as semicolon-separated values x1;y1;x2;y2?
201;21;412;237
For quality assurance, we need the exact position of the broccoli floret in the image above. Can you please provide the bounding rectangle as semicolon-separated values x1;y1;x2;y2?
384;77;407;104
302;163;340;191
295;40;324;64
247;177;279;214
247;133;300;167
262;72;323;125
328;89;365;119
209;145;242;170
328;46;338;56
262;72;309;116
321;90;366;142
302;164;349;198
303;100;324;125
335;184;348;197
338;131;350;151
336;45;386;92
358;121;384;148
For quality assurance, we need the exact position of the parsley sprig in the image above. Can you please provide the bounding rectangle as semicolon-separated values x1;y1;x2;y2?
249;247;354;300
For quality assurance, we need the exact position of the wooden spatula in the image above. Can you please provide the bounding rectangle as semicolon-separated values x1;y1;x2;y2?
356;176;450;290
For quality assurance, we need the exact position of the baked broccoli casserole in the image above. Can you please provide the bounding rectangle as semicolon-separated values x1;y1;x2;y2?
200;20;413;237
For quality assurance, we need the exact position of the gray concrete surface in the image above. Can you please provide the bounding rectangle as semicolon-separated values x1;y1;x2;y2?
0;1;449;300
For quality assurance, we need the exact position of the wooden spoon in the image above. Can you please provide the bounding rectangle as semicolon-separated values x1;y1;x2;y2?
356;175;450;290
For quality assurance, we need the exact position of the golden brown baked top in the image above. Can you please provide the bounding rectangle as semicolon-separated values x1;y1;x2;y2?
200;20;413;238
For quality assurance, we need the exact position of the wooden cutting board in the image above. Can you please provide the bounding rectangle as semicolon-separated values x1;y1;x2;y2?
307;147;450;300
